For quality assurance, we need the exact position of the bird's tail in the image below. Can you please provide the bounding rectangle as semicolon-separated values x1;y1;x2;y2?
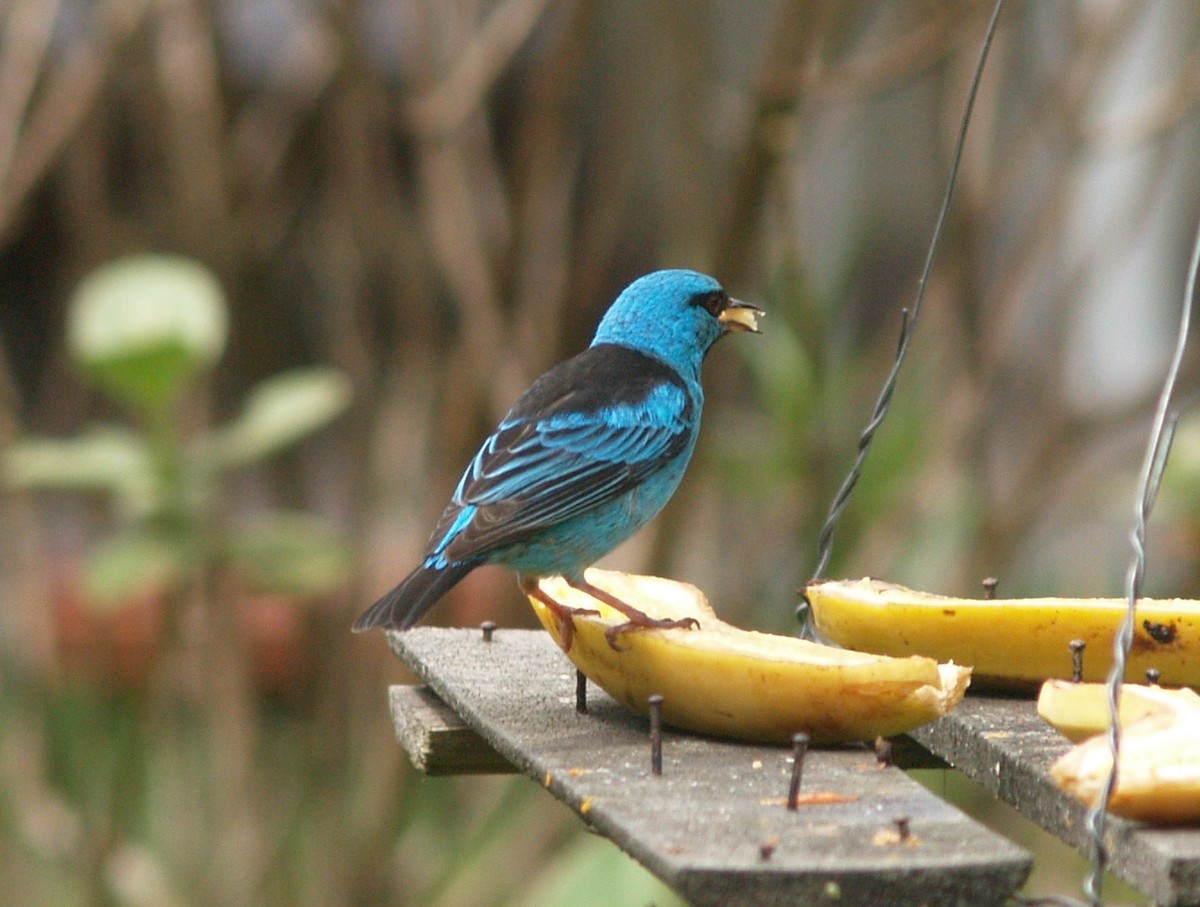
352;560;476;632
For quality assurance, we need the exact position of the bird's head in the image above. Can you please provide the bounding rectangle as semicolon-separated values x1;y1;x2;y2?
591;270;762;375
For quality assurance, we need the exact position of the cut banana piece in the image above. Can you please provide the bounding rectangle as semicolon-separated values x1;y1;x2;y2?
1050;704;1200;824
1036;680;1200;743
528;569;971;745
806;578;1200;690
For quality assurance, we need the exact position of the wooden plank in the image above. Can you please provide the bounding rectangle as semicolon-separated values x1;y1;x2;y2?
909;695;1200;907
390;683;946;775
389;684;515;775
387;626;1030;907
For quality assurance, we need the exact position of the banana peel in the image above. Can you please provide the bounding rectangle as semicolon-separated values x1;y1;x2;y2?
805;578;1200;690
1049;699;1200;824
528;569;971;745
1037;680;1200;742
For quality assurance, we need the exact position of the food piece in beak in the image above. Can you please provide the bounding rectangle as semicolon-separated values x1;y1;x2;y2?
718;299;763;333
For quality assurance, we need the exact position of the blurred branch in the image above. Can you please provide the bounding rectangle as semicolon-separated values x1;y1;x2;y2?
0;0;151;243
1088;27;1200;151
508;1;595;372
152;0;233;263
415;137;530;415
0;0;61;185
0;327;56;677
229;18;340;256
808;2;980;104
408;0;552;137
401;0;550;418
713;0;835;284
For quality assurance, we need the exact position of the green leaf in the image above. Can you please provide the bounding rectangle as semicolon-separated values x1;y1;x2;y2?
225;511;351;597
83;532;186;609
4;427;162;518
205;368;352;470
68;254;228;413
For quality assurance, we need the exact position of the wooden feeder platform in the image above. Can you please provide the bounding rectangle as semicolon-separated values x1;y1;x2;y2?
387;626;1200;906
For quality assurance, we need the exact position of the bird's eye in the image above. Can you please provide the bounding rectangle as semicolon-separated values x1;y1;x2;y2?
692;291;726;317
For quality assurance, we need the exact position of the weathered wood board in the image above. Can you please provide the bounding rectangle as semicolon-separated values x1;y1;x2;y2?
388;626;1030;907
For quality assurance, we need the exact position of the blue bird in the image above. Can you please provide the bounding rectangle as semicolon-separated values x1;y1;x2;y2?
353;269;762;647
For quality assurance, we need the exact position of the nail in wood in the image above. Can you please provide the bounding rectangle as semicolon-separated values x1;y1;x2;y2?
481;620;496;642
648;694;664;776
1068;639;1086;682
786;732;810;810
1145;667;1161;686
981;577;999;600
575;669;588;713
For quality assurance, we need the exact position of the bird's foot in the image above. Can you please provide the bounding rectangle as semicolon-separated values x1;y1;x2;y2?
565;576;702;651
604;615;700;650
520;578;598;652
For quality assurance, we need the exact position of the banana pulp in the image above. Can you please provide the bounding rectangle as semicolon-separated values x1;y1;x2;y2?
806;578;1200;690
528;569;971;745
1036;680;1200;823
1037;680;1200;743
1049;707;1200;824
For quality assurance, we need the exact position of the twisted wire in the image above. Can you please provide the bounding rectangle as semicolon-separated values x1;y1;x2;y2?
1077;212;1200;907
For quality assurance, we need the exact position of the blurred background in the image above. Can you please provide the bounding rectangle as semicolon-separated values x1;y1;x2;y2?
2;0;1200;904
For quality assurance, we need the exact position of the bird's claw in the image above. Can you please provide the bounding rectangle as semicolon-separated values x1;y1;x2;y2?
555;606;600;652
521;577;600;653
564;576;702;651
605;616;700;650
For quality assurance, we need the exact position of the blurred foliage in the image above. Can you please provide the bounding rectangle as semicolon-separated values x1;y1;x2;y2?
5;253;353;606
1;1;1199;905
66;256;228;413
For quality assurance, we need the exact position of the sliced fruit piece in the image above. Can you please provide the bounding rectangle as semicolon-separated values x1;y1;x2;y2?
1036;680;1200;742
1050;705;1200;824
528;569;971;745
805;578;1200;690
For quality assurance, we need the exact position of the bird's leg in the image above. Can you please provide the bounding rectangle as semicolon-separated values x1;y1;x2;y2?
519;576;598;653
566;576;700;650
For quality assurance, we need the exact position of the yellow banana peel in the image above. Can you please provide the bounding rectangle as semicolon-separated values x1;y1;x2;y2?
528;569;971;745
1049;702;1200;823
1037;680;1200;742
805;578;1200;690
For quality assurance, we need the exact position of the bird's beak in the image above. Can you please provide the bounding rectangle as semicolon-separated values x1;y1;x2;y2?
718;298;764;334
